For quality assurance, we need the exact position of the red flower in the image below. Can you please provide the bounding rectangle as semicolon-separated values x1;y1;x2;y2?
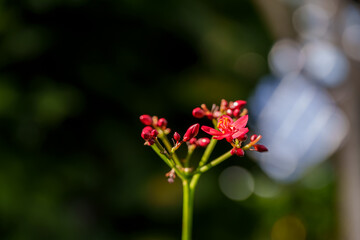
201;115;249;141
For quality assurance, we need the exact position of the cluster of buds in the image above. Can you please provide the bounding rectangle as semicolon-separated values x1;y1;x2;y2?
192;99;247;120
141;126;158;146
140;99;268;182
139;114;171;145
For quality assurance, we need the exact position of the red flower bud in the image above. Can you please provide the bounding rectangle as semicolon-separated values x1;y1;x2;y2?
174;132;181;142
230;148;245;157
226;109;233;116
141;126;153;140
157;118;168;128
238;134;247;142
253;144;268;152
189;138;197;145
197;138;210;147
220;99;228;111
232;100;246;109
140;115;153;125
183;123;200;142
150;129;158;138
233;108;240;118
192;107;205;118
250;134;258;142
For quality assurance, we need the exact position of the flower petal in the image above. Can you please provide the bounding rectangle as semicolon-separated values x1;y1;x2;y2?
232;128;249;139
232;115;248;129
201;126;223;136
214;132;232;140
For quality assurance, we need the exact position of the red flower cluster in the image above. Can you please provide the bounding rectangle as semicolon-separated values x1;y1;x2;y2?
140;99;267;159
192;99;267;156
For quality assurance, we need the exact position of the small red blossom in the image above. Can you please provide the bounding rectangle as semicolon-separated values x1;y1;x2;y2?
183;123;200;142
140;115;153;125
201;115;249;141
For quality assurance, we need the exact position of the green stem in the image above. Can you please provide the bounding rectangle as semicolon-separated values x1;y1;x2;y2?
150;144;186;181
184;145;195;168
150;144;173;168
198;150;232;173
182;179;195;240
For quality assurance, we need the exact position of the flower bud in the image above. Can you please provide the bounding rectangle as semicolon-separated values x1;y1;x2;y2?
146;139;155;145
189;138;197;145
238;134;247;142
183;123;200;142
250;134;258;142
226;109;233;116
220;99;228;111
230;148;245;157
140;115;153;125
141;126;153;140
192;107;205;118
174;132;181;142
150;129;158;138
233;108;240;118
253;144;268;152
157;118;168;128
232;100;246;109
197;138;210;147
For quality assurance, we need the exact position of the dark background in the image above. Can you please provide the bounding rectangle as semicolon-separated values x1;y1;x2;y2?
0;0;337;239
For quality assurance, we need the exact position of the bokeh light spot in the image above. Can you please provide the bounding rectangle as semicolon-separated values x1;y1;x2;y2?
268;39;304;77
219;166;254;201
254;174;281;198
293;3;330;39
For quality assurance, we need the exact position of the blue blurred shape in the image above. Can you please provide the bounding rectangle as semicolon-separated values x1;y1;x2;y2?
302;41;349;87
249;73;348;181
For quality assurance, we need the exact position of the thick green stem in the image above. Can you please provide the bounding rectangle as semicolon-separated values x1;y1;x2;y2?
182;179;196;240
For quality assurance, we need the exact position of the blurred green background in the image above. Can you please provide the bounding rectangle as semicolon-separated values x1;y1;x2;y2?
0;0;337;239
